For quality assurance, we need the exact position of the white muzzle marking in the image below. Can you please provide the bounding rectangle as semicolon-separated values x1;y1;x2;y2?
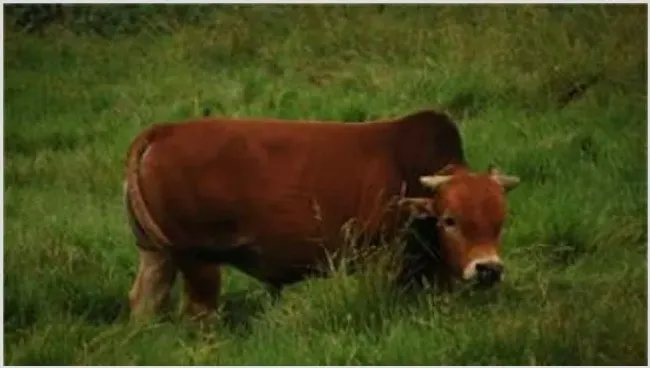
462;254;503;280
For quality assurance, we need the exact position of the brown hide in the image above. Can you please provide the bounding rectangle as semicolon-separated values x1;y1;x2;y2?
125;110;465;287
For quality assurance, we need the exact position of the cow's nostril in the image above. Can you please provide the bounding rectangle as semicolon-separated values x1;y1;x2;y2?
475;262;504;285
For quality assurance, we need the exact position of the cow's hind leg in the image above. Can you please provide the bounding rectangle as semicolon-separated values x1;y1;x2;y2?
177;258;222;321
129;247;177;321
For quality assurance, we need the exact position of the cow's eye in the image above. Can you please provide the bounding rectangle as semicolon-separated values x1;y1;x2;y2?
441;216;456;228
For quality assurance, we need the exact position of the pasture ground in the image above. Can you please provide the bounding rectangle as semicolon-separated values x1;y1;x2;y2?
4;5;648;365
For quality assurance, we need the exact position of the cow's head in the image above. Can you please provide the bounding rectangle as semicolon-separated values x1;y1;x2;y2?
400;164;519;288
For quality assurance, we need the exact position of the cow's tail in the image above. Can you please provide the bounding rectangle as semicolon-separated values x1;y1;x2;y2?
124;126;171;250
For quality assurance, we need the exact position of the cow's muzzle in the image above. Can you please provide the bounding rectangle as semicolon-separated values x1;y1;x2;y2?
463;255;504;287
474;261;504;286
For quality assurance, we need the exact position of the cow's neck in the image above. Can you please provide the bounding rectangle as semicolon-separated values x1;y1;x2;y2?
397;215;448;289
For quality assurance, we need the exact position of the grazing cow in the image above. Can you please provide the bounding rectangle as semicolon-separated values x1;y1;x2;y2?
124;109;520;319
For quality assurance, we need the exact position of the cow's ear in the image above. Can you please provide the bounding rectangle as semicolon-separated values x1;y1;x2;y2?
398;198;435;219
420;175;451;191
436;163;464;176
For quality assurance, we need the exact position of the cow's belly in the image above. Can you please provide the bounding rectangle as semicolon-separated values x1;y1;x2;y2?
217;236;337;288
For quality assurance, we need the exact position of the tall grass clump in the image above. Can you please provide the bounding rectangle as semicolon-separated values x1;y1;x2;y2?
4;4;647;365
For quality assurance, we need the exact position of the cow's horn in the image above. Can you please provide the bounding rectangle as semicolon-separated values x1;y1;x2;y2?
488;165;520;191
420;175;452;190
492;173;520;190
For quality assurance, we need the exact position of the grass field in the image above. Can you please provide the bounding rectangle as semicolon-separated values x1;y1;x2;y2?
3;4;648;365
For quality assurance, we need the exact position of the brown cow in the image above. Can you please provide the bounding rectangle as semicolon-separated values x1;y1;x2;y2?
123;109;520;320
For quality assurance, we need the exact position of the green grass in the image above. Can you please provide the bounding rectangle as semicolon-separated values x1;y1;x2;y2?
4;4;647;365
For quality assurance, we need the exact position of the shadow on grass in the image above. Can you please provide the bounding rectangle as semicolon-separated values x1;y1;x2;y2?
218;288;278;334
